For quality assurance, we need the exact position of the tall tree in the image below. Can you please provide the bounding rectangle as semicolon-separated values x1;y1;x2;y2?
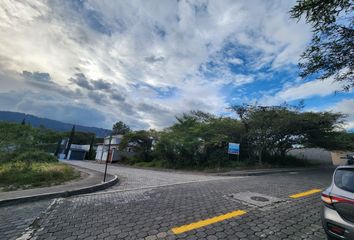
290;0;353;90
64;125;75;159
86;135;95;160
112;121;131;135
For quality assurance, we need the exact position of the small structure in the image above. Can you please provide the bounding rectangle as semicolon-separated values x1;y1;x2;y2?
95;135;136;163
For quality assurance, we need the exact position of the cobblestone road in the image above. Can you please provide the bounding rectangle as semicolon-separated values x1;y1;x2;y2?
61;160;231;191
1;166;335;240
0;200;51;240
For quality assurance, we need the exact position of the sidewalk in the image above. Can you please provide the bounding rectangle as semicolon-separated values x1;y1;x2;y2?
0;164;118;206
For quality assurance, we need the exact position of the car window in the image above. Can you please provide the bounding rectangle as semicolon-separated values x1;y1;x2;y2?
334;169;354;193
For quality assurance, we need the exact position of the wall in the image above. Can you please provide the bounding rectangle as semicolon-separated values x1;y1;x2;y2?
287;148;354;166
287;148;333;165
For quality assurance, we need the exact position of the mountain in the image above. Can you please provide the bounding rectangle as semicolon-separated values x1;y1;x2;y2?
0;111;111;137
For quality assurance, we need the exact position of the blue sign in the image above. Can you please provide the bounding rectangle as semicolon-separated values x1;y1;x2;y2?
228;143;240;155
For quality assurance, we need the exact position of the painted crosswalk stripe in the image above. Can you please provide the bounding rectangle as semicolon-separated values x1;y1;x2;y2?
171;210;247;234
289;189;322;198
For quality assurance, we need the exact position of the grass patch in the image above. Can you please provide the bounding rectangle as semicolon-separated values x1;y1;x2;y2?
0;161;80;191
134;160;165;168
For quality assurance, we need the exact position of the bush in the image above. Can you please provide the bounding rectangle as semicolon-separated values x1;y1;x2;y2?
13;150;58;163
134;160;165;168
0;161;80;191
263;154;313;167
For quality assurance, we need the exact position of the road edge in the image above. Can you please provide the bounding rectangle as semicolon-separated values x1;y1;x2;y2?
0;174;119;207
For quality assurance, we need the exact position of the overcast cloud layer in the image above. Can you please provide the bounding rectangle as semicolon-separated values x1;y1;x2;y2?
0;0;353;130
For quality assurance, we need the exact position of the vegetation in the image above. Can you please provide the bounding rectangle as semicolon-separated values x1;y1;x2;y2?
290;0;354;90
0;123;88;191
112;121;131;135
121;107;354;169
0;150;80;191
64;125;75;158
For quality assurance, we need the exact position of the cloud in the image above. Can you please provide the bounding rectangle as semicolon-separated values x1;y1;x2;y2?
144;56;165;63
330;99;354;130
70;73;94;90
92;79;112;90
22;71;51;83
228;57;244;65
261;78;344;105
1;0;340;130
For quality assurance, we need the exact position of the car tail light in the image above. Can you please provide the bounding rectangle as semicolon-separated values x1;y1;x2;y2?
321;193;332;204
327;223;345;236
321;193;354;205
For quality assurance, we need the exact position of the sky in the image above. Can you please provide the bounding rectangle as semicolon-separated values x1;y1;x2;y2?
0;0;353;130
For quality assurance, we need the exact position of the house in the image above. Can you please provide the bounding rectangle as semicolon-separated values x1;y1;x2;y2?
95;135;122;163
67;144;90;160
95;135;136;163
57;138;90;160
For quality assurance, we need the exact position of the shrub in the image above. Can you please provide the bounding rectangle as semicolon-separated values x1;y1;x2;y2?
0;161;80;190
134;160;165;168
13;150;58;163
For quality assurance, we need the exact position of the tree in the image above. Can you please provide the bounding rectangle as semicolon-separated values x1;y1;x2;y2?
298;111;346;148
0;122;34;153
69;131;95;145
120;130;155;162
86;135;95;160
0;122;63;155
231;104;346;164
64;125;75;158
112;121;131;135
290;0;354;90
154;111;243;168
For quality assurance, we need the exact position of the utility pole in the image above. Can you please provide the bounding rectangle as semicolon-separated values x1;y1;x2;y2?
103;134;112;182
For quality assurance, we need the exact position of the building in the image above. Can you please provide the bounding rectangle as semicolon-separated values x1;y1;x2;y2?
67;144;90;160
95;135;136;163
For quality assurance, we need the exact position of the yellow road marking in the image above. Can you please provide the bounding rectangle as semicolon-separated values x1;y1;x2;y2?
289;189;322;198
171;210;247;234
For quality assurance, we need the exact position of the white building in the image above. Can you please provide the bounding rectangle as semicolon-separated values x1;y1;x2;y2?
95;135;122;162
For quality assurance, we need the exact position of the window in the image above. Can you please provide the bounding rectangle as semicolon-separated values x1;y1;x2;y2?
335;169;354;193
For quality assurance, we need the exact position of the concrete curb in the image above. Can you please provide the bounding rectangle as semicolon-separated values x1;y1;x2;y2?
214;168;321;177
0;175;119;207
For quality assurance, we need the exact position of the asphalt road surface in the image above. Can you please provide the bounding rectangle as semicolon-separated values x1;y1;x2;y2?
0;162;334;240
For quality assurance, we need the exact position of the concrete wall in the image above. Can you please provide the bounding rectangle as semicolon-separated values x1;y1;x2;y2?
287;148;354;166
287;148;333;165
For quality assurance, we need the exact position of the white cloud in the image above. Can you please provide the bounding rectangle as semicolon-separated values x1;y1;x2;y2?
330;99;354;130
261;78;344;105
228;57;244;65
0;0;313;129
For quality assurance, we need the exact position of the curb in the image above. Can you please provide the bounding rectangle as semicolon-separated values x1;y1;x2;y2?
0;175;119;207
214;168;319;177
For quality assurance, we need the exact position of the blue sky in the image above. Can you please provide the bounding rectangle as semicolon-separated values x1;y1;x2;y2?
0;0;353;130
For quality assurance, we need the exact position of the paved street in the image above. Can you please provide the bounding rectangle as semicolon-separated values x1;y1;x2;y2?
61;160;231;191
1;165;334;240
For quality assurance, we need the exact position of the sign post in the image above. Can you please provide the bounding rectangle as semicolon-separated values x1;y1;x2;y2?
103;134;112;182
228;143;240;161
